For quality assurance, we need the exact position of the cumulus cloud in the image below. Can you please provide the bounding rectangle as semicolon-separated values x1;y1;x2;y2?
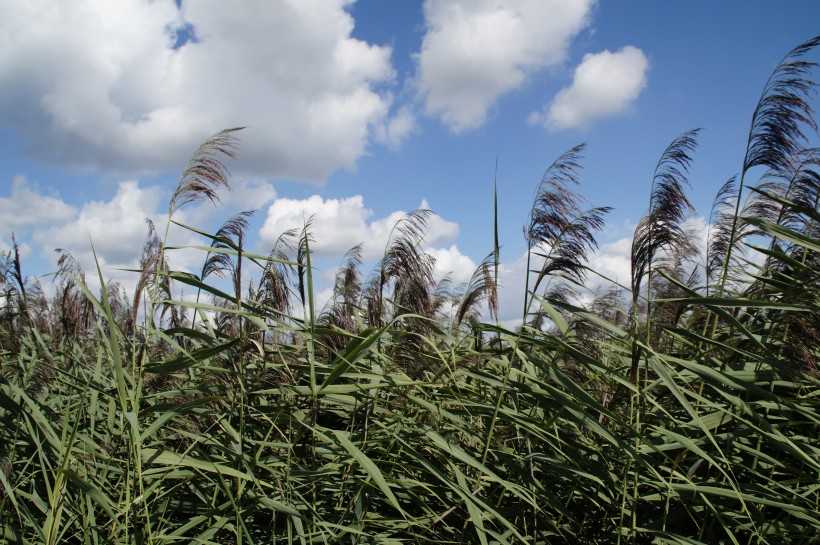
205;178;277;217
374;106;418;149
162;176;280;240
0;176;77;234
258;194;479;319
492;251;529;327
0;176;75;257
492;225;634;327
416;0;595;132
586;236;633;291
16;178;230;301
33;181;165;266
534;46;649;130
428;244;477;285
258;195;459;259
0;0;403;180
492;214;713;328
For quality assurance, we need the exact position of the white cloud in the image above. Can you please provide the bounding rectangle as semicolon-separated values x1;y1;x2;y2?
259;195;459;259
495;214;713;327
229;179;277;210
416;0;595;132
0;176;77;234
586;236;633;291
33;181;165;266
495;251;529;327
428;244;477;285
374;106;418;149
493;228;636;326
258;194;473;322
537;46;649;130
0;176;76;258
0;0;401;180
206;178;277;217
583;215;711;296
18;179;229;301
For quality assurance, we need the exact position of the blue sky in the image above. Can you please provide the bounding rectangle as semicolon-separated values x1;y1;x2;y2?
1;0;819;323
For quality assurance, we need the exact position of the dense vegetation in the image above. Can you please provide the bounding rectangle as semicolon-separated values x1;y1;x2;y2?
1;37;818;545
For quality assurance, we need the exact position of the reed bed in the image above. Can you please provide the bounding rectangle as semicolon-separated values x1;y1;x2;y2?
1;37;818;544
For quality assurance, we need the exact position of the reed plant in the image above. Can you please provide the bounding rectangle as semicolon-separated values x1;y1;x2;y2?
1;37;818;545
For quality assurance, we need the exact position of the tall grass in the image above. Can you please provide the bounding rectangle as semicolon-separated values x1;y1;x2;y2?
1;37;819;544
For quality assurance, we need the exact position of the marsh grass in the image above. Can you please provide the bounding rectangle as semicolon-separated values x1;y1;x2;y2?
1;38;819;544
